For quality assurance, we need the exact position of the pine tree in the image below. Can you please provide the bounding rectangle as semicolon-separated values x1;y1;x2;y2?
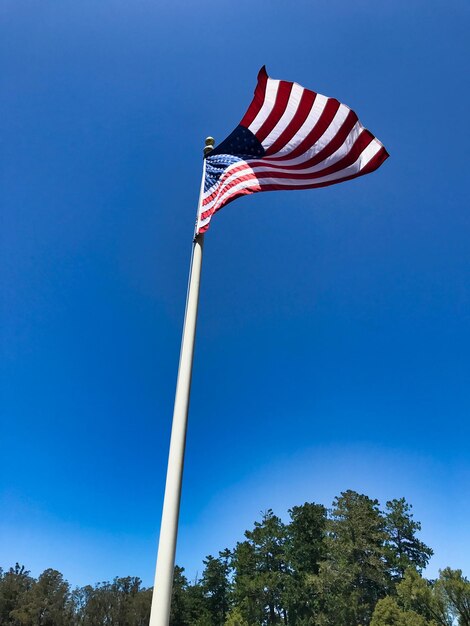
232;510;289;624
201;551;232;625
170;566;189;626
315;490;389;626
384;499;433;579
283;502;327;624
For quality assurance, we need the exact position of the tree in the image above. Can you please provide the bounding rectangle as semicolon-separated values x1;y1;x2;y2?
371;596;429;626
166;566;213;626
371;596;407;626
111;576;151;626
370;568;470;626
132;586;153;626
169;566;189;626
396;568;451;626
283;503;327;625
231;538;262;625
314;490;389;626
436;568;470;626
0;564;34;625
74;576;151;626
232;510;289;624
224;606;249;626
287;502;327;576
384;499;433;579
9;568;74;626
201;551;232;625
312;558;354;626
73;581;117;626
0;490;466;626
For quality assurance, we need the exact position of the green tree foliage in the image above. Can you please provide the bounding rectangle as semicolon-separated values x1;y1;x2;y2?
184;578;213;626
372;570;470;626
232;510;289;624
168;566;213;625
170;566;190;626
0;564;34;625
384;499;433;579
436;568;470;626
9;568;74;626
370;596;429;626
396;567;451;626
224;606;249;626
231;538;261;625
1;490;465;626
74;576;150;626
287;503;326;576
395;567;470;626
314;490;389;626
283;503;327;625
201;551;232;625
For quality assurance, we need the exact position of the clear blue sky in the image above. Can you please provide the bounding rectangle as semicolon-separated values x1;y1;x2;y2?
1;0;469;587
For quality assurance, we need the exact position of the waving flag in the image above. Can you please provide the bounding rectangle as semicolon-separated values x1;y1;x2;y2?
197;67;388;234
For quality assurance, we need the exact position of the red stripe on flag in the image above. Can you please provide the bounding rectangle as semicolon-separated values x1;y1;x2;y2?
202;163;255;206
200;172;258;220
258;146;389;191
305;130;375;178
200;148;389;232
254;81;293;143
250;133;374;181
271;98;341;161
274;109;359;171
199;181;259;233
355;145;389;176
264;89;317;157
240;66;269;128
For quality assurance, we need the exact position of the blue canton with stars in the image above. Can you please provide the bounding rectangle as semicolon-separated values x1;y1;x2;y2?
204;125;265;192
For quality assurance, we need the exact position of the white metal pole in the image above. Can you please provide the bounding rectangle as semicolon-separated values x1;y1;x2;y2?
149;138;214;626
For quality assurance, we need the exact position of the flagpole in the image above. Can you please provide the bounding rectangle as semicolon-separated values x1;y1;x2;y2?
149;137;214;626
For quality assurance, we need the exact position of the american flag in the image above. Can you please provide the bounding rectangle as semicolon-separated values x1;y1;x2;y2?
197;67;388;234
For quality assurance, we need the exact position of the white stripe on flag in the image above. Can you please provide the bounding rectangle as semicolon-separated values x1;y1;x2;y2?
267;93;329;157
255;122;364;174
272;103;351;166
254;141;383;187
261;83;305;148
248;79;280;135
199;177;260;228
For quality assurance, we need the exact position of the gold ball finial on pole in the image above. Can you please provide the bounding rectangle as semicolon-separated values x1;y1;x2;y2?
204;136;215;156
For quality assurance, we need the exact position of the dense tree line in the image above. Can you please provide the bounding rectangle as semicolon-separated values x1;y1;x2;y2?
1;491;469;625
